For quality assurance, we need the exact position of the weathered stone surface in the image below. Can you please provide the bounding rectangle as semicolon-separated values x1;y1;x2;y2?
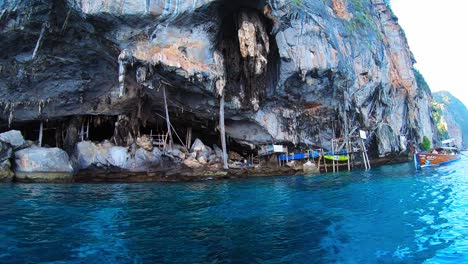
183;157;203;168
190;139;206;152
136;135;153;151
433;91;468;148
213;144;223;158
0;130;25;149
303;161;319;174
0;160;14;182
0;0;436;160
14;146;74;181
376;124;400;157
75;140;161;171
0;141;12;162
228;151;243;161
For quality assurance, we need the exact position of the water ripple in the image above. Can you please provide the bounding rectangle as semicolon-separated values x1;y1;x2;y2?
1;159;467;263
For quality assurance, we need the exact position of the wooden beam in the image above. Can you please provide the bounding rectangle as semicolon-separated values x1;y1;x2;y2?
32;22;47;60
85;118;90;140
38;121;43;147
61;10;72;34
80;121;84;142
186;127;192;150
220;93;228;169
162;85;173;150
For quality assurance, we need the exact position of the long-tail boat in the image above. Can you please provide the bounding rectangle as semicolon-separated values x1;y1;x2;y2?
414;139;461;169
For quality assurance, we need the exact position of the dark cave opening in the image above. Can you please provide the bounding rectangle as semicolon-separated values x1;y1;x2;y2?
216;0;280;109
86;116;116;142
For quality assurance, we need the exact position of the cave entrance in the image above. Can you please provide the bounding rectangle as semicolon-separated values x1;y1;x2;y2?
85;116;116;142
216;0;280;110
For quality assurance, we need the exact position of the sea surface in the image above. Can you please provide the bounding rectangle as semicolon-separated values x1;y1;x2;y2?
1;156;467;263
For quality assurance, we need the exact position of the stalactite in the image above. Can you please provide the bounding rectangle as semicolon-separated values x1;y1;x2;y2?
118;49;133;97
8;110;13;128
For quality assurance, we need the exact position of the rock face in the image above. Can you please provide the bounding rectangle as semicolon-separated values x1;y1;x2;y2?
0;142;13;181
14;146;74;181
0;0;434;158
0;130;25;149
432;91;468;148
75;141;161;172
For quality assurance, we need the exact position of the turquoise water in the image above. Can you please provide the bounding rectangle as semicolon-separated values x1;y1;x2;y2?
1;158;467;263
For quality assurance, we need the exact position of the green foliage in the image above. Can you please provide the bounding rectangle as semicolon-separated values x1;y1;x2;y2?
345;0;382;43
413;68;431;94
292;0;302;6
432;101;449;139
433;91;468;148
420;136;432;151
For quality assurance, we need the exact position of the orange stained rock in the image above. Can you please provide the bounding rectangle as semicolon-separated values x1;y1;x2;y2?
331;0;350;19
132;39;218;76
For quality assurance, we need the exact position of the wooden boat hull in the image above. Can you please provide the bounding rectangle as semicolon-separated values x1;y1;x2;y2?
414;153;460;169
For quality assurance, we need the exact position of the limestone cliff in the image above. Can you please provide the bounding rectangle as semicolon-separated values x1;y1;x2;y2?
432;91;468;148
0;0;433;158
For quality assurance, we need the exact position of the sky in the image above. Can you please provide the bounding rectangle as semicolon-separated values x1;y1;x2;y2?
390;0;468;107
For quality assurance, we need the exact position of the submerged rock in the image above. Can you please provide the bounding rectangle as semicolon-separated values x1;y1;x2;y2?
14;146;74;182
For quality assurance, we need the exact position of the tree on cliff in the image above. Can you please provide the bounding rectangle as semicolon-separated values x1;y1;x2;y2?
421;136;431;151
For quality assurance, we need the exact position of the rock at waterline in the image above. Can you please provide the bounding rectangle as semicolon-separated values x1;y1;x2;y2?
0;130;26;149
303;161;319;174
190;139;206;152
0;160;14;182
75;141;161;172
0;141;12;162
14;146;74;181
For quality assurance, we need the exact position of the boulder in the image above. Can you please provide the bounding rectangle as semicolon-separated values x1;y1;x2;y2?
0;141;12;162
303;161;319;174
14;146;74;181
0;160;14;182
190;138;206;152
208;154;217;162
136;135;153;151
76;141;98;169
197;155;207;164
0;130;25;149
228;151;243;161
127;148;160;171
75;140;161;171
183;158;203;168
213;144;223;158
107;146;130;168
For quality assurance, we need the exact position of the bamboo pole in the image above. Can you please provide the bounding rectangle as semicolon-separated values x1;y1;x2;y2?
332;139;335;173
61;10;72;33
219;93;228;169
323;149;328;173
38;121;43;147
80;121;84;142
32;22;47;60
162;85;173;150
361;138;368;170
347;139;351;171
86;118;90;140
186;127;192;150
